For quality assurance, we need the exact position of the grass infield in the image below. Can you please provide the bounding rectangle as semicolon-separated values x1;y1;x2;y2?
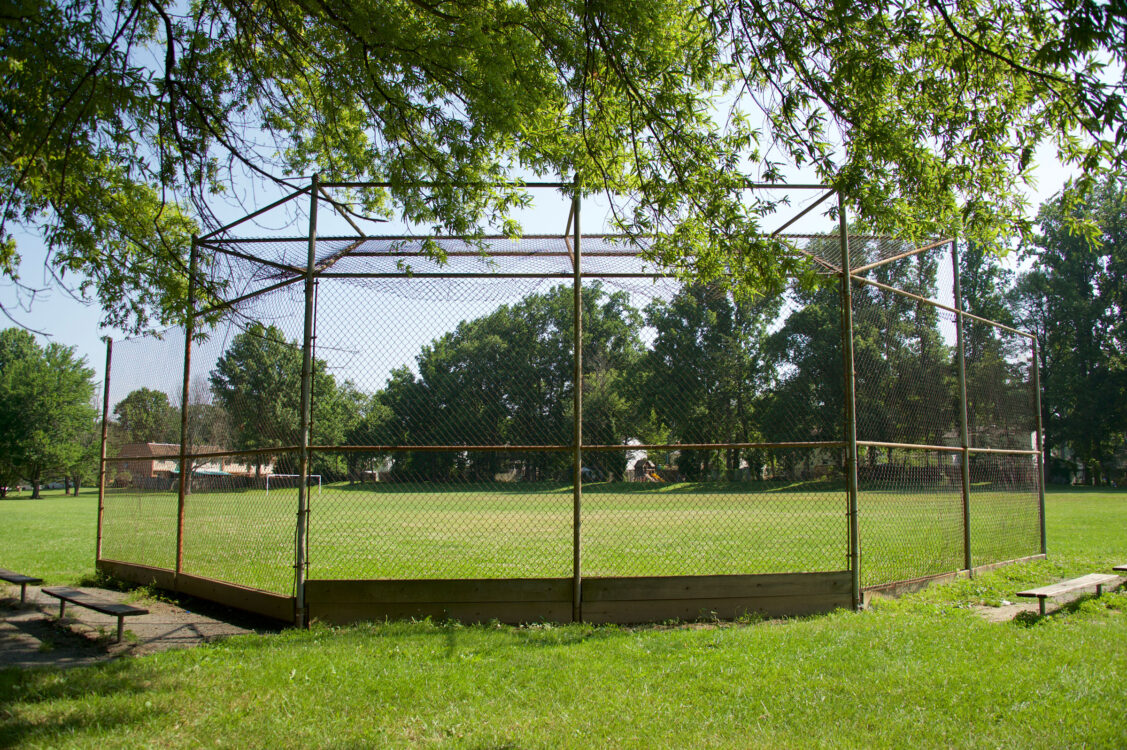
88;479;1042;593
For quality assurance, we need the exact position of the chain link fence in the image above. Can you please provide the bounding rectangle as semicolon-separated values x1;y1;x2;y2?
96;184;1044;619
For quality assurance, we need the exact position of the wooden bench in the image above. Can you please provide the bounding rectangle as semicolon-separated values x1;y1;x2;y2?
1114;564;1126;572
42;587;149;643
1017;573;1121;616
0;568;43;605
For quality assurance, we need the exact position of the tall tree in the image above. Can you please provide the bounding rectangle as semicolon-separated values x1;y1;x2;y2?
113;387;179;444
0;328;40;495
955;243;1030;452
641;283;780;480
1015;178;1127;483
0;328;97;497
378;284;642;482
4;1;1125;329
209;323;354;477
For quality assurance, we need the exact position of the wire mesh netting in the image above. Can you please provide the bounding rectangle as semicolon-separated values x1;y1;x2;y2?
179;459;298;594
968;453;1041;566
849;241;1041;585
856;447;964;586
101;331;185;570
581;446;847;577
964;319;1037;452
308;450;573;580
96;201;1043;610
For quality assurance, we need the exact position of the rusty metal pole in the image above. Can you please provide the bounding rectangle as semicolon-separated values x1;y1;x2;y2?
295;174;320;627
1032;338;1047;555
951;241;973;573
175;238;199;584
838;194;861;610
571;179;583;623
96;337;113;563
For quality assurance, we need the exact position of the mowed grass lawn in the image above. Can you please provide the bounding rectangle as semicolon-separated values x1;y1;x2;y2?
0;487;1125;748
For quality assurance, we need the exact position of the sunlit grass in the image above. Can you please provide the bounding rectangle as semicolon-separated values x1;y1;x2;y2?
5;480;1051;593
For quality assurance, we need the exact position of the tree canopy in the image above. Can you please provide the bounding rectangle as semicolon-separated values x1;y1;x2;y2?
113;387;179;444
1014;176;1127;483
0;327;98;496
3;0;1125;330
208;322;360;474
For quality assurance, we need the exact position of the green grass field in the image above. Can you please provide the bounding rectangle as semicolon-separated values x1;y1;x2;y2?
0;487;1125;748
8;479;1042;594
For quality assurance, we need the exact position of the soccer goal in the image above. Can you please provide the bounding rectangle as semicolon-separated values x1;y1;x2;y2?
264;473;321;498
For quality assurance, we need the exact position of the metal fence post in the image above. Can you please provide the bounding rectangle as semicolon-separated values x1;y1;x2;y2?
295;173;320;627
1032;338;1047;554
571;180;583;623
838;195;861;609
176;238;199;583
951;241;973;573
96;337;113;563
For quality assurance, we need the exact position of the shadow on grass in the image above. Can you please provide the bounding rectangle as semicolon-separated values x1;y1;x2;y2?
321;609;821;658
1009;591;1120;628
0;658;171;747
74;569;136;592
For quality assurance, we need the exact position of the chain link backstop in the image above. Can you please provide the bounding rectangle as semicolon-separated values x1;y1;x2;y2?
96;181;1044;624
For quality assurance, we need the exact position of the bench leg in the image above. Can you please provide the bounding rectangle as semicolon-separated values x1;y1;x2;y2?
19;583;27;606
1097;584;1104;597
59;599;66;619
116;617;124;644
1039;598;1046;617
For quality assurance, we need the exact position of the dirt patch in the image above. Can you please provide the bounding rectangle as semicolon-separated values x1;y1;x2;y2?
1;584;282;670
972;601;1039;623
972;585;1120;623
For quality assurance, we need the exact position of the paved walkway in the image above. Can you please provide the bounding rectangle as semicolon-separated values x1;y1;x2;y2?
0;584;280;669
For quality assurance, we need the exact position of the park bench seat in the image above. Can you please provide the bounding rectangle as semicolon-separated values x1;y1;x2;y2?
42;586;149;643
0;568;43;605
1114;564;1127;572
1017;573;1121;616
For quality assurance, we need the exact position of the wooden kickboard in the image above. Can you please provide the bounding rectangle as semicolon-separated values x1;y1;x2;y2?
1017;573;1120;599
41;587;148;617
0;568;43;585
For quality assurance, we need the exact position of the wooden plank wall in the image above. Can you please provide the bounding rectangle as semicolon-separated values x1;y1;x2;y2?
97;559;295;623
305;572;852;626
583;572;852;624
305;578;573;625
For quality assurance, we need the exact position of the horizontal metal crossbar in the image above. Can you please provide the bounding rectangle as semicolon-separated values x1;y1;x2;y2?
858;440;1038;456
849;237;953;275
851;275;1035;340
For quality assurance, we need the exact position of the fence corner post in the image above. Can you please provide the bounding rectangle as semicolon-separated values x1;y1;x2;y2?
1032;337;1047;555
176;237;199;589
952;240;973;575
295;173;320;628
96;336;113;565
838;193;861;610
571;176;583;624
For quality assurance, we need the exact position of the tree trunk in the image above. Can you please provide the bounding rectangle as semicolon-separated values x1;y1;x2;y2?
64;476;71;495
31;482;41;499
72;475;81;495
